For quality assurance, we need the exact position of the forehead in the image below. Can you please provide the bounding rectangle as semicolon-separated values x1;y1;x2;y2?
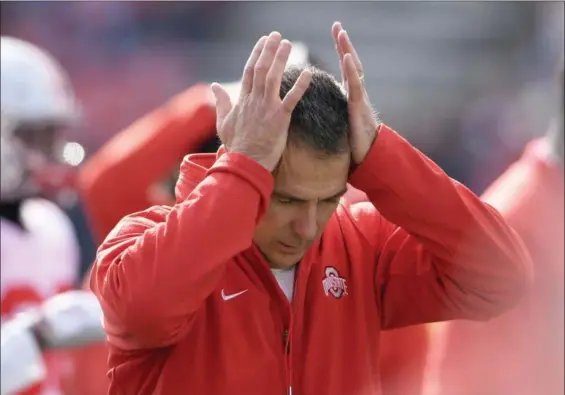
274;146;350;200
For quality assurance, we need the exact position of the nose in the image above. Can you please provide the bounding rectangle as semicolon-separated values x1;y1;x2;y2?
291;202;318;241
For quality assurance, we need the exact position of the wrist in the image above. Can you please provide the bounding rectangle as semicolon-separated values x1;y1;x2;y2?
353;123;381;165
229;147;277;172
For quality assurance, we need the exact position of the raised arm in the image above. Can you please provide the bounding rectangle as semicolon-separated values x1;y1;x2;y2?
348;125;533;329
331;22;533;329
90;152;273;349
77;83;217;242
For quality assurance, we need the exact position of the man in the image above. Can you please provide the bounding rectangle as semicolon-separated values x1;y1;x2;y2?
1;290;105;395
90;23;532;395
0;36;83;395
77;39;420;395
429;61;564;395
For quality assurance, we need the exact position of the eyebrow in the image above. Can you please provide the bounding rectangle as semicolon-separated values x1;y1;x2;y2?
272;188;349;202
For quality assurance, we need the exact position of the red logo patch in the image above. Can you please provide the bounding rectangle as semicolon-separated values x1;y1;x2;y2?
322;266;348;299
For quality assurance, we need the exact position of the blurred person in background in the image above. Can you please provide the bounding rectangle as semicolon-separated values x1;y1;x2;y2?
89;25;531;395
428;59;564;395
1;290;105;395
0;36;86;395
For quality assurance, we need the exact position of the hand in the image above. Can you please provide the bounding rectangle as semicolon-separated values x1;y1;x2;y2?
332;22;380;164
211;32;313;171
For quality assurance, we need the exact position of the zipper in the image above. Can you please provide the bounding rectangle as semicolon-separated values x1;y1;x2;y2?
241;246;313;395
285;262;305;395
283;329;290;354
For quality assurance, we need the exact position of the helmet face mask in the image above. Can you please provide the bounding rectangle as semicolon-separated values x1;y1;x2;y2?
12;121;68;164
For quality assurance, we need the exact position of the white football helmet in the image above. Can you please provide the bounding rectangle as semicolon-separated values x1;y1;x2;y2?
1;36;79;126
1;36;82;201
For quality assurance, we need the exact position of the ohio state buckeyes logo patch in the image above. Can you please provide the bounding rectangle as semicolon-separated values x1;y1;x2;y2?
322;266;348;299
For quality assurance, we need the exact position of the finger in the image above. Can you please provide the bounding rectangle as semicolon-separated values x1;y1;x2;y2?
253;32;283;95
241;36;268;96
210;83;232;127
281;69;312;113
335;44;346;88
331;21;343;45
332;22;346;84
265;39;292;100
338;30;363;75
343;54;364;102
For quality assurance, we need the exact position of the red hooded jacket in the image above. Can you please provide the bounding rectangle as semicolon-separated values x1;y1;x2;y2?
90;125;532;395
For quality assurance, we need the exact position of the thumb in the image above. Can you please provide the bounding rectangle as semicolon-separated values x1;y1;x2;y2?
211;83;232;127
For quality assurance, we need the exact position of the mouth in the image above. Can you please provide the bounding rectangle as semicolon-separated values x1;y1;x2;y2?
277;241;301;254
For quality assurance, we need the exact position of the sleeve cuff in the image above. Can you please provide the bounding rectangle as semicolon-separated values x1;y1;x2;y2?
349;124;408;191
208;152;274;204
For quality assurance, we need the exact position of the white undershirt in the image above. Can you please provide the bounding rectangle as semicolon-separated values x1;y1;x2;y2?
271;266;296;302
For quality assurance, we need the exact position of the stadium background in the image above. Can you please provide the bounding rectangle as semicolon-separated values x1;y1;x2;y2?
1;1;562;194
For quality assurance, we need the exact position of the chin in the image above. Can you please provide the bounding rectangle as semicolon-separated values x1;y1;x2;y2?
267;251;304;270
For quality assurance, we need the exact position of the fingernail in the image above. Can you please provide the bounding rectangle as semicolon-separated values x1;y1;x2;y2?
280;40;292;50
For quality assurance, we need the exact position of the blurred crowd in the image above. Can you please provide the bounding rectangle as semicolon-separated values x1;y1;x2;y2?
1;2;562;190
0;2;563;395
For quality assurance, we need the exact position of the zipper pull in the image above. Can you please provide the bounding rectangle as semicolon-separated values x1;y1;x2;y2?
283;329;290;354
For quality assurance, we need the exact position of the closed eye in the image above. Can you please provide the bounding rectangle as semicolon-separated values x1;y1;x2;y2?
277;197;298;205
321;197;341;205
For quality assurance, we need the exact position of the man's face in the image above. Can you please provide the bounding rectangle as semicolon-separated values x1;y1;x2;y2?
253;145;350;269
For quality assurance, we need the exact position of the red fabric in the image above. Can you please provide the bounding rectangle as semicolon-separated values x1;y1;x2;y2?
435;138;564;395
90;125;531;395
77;83;217;243
345;187;430;395
378;326;429;395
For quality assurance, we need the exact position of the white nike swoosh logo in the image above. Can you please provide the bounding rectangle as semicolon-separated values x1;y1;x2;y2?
221;289;248;301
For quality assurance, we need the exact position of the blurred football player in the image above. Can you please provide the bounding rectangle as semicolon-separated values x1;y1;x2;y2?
1;291;105;395
429;60;564;395
1;36;82;395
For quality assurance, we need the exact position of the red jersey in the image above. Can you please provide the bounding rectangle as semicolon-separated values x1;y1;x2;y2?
434;137;564;395
90;125;531;395
78;83;217;243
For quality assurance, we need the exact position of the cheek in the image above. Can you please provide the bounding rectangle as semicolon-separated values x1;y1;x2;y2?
266;203;298;225
255;205;293;240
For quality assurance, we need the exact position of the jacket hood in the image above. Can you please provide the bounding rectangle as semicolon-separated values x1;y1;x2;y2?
175;146;226;203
